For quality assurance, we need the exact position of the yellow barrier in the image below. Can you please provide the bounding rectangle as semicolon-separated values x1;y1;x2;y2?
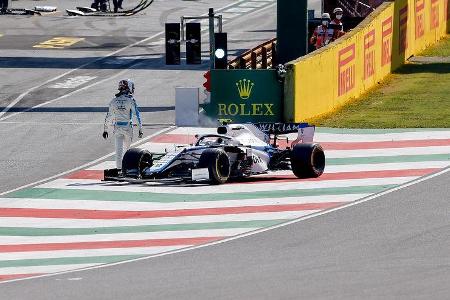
285;0;449;122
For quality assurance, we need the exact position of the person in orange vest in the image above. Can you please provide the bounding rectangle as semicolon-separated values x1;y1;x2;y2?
310;13;334;50
330;7;345;41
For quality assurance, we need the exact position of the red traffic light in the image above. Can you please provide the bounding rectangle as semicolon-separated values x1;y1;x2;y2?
203;70;211;92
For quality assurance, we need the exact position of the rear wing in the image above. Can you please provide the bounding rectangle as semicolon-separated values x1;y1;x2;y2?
252;122;313;135
253;122;316;144
218;122;316;146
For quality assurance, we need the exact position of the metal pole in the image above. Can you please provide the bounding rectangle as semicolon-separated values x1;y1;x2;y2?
208;8;215;69
180;16;184;41
218;15;223;33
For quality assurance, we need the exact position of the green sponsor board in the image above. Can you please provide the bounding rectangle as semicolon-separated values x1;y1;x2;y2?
207;70;282;123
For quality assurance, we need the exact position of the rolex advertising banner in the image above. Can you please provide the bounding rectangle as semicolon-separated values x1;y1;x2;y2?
208;70;282;123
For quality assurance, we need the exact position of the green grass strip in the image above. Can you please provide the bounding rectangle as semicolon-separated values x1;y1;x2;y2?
313;36;450;129
6;185;391;203
0;255;143;268
420;35;450;57
0;219;284;237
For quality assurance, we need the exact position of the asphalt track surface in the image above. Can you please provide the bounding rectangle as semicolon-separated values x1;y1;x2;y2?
1;1;449;299
0;0;282;193
1;168;448;299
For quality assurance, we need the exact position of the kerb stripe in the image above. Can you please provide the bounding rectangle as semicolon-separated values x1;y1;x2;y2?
0;273;44;281
0;236;220;252
63;168;439;181
0;202;344;219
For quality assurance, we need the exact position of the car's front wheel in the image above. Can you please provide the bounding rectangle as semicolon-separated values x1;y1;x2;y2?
290;143;325;178
198;148;230;184
122;148;153;178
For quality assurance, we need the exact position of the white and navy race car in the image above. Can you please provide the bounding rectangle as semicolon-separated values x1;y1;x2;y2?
104;123;325;184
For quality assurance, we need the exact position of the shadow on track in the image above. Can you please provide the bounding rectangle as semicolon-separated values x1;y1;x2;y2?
0;48;249;70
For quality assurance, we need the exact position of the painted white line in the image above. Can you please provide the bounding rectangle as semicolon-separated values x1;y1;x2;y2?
86;161;116;170
0;194;365;211
0;228;255;245
219;12;241;18
225;7;255;13
3;167;447;284
216;1;276;27
49;76;97;89
262;161;450;175
0;246;187;262
0;28;165;121
325;161;450;172
0;122;106;125
0;126;175;197
0;0;260;122
0;66;143;122
315;131;450;142
0;211;316;228
239;2;268;8
326;146;450;158
36;176;418;194
0;264;102;276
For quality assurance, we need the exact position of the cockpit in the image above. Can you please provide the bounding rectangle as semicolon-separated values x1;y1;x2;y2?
195;134;238;146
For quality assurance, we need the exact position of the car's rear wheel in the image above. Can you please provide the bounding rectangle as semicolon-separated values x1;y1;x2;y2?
290;143;325;178
198;148;230;184
122;148;153;178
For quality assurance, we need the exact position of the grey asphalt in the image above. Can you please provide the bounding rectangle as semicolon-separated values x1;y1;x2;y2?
0;0;282;193
1;169;448;300
3;1;448;299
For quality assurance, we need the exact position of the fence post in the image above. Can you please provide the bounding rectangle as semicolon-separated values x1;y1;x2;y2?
251;52;257;69
239;57;246;69
262;47;268;69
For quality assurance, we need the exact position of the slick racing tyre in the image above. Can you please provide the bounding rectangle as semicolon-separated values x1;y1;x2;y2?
198;148;230;184
290;143;325;178
122;148;153;178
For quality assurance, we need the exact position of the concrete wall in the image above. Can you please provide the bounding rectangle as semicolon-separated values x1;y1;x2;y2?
285;0;449;122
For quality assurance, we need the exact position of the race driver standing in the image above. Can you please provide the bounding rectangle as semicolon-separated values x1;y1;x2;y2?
103;79;143;170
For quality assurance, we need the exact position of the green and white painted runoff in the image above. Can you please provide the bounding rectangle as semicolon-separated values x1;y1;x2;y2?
0;127;449;282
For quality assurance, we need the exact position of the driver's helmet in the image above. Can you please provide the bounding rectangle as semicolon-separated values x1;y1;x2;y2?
118;79;135;94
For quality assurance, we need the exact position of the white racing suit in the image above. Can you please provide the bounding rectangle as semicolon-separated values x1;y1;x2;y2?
104;93;143;169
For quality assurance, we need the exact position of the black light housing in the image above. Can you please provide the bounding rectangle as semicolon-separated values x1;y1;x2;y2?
214;32;228;69
165;23;181;65
186;23;201;64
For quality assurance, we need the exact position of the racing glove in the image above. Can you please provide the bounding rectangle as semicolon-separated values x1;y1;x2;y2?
102;131;108;139
138;130;143;138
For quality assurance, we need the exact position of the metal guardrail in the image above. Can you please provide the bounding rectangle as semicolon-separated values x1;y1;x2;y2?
228;38;277;70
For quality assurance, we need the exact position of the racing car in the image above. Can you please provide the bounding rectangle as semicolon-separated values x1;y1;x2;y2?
104;123;325;184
